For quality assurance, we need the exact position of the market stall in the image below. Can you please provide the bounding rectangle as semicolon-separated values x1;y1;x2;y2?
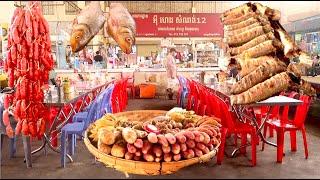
53;67;220;98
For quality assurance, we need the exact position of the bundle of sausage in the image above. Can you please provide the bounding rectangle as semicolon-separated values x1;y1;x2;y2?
2;1;54;138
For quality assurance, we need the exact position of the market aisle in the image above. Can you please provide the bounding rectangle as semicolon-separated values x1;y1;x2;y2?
126;99;177;111
2;98;320;179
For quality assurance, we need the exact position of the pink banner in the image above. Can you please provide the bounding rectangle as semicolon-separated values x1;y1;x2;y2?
132;13;223;37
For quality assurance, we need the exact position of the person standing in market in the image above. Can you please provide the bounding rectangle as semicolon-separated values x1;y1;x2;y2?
312;54;319;67
151;51;158;64
227;58;239;78
65;45;72;65
164;48;177;79
79;46;93;64
94;50;104;68
79;46;87;62
175;51;183;63
87;48;94;64
73;55;80;70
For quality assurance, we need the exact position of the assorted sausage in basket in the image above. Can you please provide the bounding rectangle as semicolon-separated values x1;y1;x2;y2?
87;108;221;162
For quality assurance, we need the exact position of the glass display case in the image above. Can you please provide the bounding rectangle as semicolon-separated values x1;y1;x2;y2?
194;42;220;67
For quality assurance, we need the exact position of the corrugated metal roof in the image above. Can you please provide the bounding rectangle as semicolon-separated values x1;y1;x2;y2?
283;15;320;33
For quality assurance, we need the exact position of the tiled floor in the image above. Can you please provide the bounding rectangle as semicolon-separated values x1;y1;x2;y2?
1;98;320;179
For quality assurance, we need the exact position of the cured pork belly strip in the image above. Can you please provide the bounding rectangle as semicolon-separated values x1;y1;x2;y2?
222;12;249;23
225;23;261;37
225;15;270;31
226;18;271;38
287;62;312;77
230;72;291;105
225;17;256;31
229;32;275;56
221;3;252;20
231;59;287;94
298;79;316;96
288;77;316;97
236;39;282;59
253;2;281;21
223;12;256;25
225;24;274;46
237;56;277;77
222;2;280;23
274;27;299;58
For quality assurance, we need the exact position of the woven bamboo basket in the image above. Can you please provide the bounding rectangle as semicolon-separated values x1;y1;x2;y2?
84;110;220;176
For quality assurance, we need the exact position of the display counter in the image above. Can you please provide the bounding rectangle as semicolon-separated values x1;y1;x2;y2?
54;67;220;97
54;67;220;73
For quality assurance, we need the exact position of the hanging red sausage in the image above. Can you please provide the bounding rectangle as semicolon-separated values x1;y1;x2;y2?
3;1;54;138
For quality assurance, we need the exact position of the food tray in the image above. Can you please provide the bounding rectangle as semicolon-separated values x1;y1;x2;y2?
84;110;219;176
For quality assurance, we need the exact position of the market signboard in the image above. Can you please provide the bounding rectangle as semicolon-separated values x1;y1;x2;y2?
132;13;223;37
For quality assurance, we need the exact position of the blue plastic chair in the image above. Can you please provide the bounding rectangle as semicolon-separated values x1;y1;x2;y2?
72;103;92;123
71;84;114;147
73;84;114;123
72;96;97;122
177;76;189;108
60;98;99;168
71;99;97;148
95;84;114;120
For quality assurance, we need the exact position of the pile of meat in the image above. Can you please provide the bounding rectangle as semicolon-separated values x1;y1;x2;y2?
88;111;221;162
221;2;316;105
2;1;54;138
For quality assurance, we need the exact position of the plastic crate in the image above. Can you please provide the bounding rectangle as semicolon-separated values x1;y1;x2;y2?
139;83;156;99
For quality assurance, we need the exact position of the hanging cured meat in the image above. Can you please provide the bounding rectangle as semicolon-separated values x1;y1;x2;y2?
221;2;316;105
3;1;54;138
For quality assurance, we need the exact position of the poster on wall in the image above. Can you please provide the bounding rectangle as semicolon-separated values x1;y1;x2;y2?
132;13;223;37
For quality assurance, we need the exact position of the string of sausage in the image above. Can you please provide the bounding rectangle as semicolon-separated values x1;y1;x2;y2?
3;1;54;138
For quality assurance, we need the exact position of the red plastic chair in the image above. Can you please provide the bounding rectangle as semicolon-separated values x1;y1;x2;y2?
192;80;206;114
208;91;222;118
176;76;185;107
196;82;213;116
216;96;258;166
118;79;127;112
121;78;129;111
186;79;197;111
203;89;213;116
112;79;128;113
260;91;298;140
122;72;135;99
111;80;122;113
202;88;217;117
263;95;311;163
192;81;202;114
